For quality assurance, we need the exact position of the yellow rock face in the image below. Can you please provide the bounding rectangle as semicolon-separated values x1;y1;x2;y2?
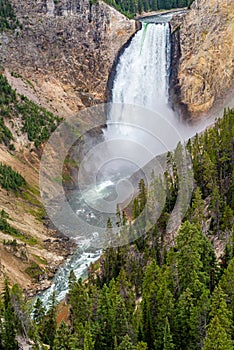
174;0;234;119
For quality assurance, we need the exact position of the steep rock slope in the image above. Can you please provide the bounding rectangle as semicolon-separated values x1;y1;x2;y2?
0;0;136;117
0;0;135;291
170;0;234;120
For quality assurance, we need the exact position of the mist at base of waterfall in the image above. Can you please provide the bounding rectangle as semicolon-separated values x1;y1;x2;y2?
38;18;214;306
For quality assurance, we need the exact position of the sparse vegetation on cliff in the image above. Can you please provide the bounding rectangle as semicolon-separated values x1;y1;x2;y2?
0;162;26;191
0;116;13;145
0;209;37;245
0;0;19;31
0;73;62;148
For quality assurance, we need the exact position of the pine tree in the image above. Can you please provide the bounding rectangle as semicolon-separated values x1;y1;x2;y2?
68;270;77;289
176;222;207;291
132;198;140;220
95;284;114;350
203;316;233;350
2;279;18;350
117;334;135;350
163;317;174;350
136;341;148;350
116;204;122;227
84;322;95;350
191;187;206;229
138;179;147;213
53;321;74;350
220;258;234;321
43;292;57;348
209;286;232;336
203;285;233;350
141;260;160;348
68;278;90;328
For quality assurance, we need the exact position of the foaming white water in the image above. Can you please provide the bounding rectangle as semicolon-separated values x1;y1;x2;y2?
113;23;169;109
38;20;214;306
105;22;213;153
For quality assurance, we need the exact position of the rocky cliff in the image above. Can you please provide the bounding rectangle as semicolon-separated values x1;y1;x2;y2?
0;0;136;117
0;0;136;291
170;0;234;121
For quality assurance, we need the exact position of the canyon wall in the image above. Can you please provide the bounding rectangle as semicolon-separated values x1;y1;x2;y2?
0;0;135;291
170;0;234;121
0;0;136;117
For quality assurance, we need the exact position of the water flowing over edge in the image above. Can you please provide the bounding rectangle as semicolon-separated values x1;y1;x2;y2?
38;16;215;307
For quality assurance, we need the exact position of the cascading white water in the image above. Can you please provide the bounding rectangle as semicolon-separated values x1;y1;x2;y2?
38;17;211;307
104;21;184;163
111;22;170;111
38;20;178;306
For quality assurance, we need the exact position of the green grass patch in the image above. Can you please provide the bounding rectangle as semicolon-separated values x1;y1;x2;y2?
0;209;38;245
28;207;47;222
32;254;47;265
22;190;41;206
25;261;44;281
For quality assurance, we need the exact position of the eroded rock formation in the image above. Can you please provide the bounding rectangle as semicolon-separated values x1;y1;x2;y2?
170;0;234;121
0;0;136;117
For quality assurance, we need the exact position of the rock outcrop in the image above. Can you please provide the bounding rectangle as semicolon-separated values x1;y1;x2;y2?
170;0;234;121
0;0;136;117
0;0;136;291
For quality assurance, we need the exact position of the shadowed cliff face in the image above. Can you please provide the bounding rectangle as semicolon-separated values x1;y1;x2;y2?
170;0;234;121
0;0;136;117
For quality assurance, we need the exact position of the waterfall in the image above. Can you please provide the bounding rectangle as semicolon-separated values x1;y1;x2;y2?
104;21;180;159
112;22;170;109
38;20;177;307
38;17;210;307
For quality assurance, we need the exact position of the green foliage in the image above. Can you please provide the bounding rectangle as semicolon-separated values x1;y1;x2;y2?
25;262;44;281
2;279;18;349
18;95;62;147
0;116;13;145
203;316;233;350
42;292;57;348
191;109;234;233
102;0;194;18
0;0;19;31
0;73;62;148
163;318;174;350
0;162;26;191
0;209;37;245
203;286;233;350
53;321;75;350
1;109;233;350
117;334;135;349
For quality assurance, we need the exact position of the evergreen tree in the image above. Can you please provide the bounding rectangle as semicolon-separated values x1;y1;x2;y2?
191;187;206;229
84;322;95;350
220;258;234;321
68;278;90;328
43;292;57;348
163;317;174;350
117;334;135;350
2;279;18;350
203;316;233;350
53;321;74;350
136;341;148;350
203;285;233;350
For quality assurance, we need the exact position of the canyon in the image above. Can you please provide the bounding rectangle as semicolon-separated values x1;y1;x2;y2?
0;0;233;293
